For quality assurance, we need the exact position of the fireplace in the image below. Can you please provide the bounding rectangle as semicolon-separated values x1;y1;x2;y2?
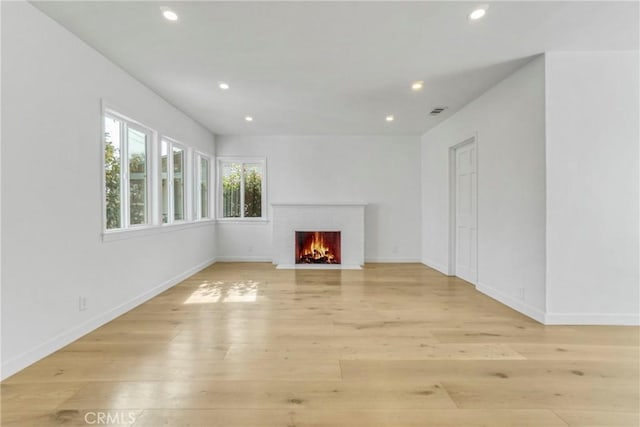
272;203;365;269
295;231;341;264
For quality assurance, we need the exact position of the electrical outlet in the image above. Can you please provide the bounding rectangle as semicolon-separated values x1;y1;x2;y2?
392;246;399;254
248;245;254;253
79;296;88;311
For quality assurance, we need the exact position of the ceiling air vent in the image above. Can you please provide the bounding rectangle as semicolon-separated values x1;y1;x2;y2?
430;107;448;116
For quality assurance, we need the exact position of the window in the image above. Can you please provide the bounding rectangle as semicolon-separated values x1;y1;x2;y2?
218;158;266;219
104;114;151;230
196;154;211;219
161;138;187;223
102;105;215;239
128;128;148;225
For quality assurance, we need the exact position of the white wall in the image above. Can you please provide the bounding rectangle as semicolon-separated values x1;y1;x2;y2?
421;56;547;321
215;135;421;263
1;2;217;379
545;52;639;325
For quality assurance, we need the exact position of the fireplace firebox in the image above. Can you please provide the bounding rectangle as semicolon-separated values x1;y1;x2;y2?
295;231;341;264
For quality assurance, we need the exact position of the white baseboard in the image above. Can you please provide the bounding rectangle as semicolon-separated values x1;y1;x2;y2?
215;257;422;265
215;256;273;262
476;282;546;324
0;257;217;381
545;312;640;326
421;258;451;276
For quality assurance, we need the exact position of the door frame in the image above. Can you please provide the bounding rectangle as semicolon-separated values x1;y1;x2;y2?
448;136;478;284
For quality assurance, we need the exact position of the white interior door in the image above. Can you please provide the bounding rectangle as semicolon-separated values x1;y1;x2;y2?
454;142;477;283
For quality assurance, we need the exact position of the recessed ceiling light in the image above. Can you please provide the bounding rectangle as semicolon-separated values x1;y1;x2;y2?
411;81;424;91
469;7;487;20
245;116;253;122
218;82;230;90
385;115;394;122
161;8;178;21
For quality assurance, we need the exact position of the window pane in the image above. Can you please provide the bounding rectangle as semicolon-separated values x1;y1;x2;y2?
161;141;169;223
173;147;185;221
243;163;263;218
128;127;147;225
200;157;209;219
222;162;241;218
104;117;121;229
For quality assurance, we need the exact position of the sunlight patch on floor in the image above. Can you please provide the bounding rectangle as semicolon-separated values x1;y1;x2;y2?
183;280;259;304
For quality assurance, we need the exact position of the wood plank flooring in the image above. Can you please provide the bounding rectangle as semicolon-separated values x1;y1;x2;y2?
2;263;639;426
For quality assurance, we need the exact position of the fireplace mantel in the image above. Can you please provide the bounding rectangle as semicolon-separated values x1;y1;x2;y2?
271;203;366;269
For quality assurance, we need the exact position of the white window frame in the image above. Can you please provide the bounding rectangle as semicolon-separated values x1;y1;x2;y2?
160;137;189;225
195;151;214;220
102;109;155;232
217;157;267;221
101;101;216;242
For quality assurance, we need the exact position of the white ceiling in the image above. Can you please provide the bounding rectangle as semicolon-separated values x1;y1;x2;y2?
32;1;638;136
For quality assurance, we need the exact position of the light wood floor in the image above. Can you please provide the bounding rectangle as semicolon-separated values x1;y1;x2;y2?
2;263;639;426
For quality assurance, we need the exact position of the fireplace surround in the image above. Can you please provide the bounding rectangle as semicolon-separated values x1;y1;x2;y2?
272;203;365;269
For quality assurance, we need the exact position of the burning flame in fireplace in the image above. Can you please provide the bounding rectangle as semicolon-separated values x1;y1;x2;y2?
296;231;341;264
302;232;333;260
